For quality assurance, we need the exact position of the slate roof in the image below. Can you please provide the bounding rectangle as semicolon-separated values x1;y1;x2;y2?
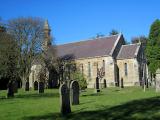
56;34;121;59
117;44;141;59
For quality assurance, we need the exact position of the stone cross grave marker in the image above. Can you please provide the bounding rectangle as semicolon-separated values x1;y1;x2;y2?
70;80;79;105
59;83;71;115
39;82;44;93
34;81;38;90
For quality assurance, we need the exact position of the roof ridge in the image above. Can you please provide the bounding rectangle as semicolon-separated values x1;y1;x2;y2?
122;43;140;46
57;34;120;46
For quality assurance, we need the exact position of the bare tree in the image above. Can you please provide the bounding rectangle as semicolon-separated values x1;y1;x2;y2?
7;17;44;88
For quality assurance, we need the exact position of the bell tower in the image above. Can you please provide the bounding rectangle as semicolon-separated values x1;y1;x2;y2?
43;20;51;51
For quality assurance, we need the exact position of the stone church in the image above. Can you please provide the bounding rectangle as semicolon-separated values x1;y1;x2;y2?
29;21;146;88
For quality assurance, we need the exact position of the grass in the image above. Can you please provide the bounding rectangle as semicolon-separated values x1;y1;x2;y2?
0;87;160;120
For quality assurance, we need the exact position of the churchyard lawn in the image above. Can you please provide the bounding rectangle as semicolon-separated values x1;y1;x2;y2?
0;87;160;120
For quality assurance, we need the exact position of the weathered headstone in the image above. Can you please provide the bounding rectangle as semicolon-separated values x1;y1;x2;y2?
34;81;38;90
156;69;160;92
121;78;124;88
39;82;44;93
7;81;14;98
25;81;29;91
104;79;107;88
95;77;100;92
13;80;18;93
70;80;79;105
59;83;71;115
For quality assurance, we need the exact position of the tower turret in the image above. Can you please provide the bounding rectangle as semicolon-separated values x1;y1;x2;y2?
43;20;51;51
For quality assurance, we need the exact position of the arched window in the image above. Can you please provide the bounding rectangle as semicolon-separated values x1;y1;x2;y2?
124;63;128;76
88;62;91;78
103;60;105;75
80;64;84;74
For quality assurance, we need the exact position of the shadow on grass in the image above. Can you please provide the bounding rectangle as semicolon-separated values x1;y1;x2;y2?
23;96;160;120
15;92;59;99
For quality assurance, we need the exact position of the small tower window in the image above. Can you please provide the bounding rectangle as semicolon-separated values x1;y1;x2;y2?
124;63;128;76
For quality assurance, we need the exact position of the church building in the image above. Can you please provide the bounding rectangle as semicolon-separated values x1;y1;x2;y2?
29;21;146;88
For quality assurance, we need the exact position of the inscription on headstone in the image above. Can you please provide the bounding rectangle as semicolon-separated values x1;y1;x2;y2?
70;80;79;105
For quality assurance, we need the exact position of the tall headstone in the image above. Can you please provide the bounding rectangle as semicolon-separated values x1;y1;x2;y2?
121;78;124;88
156;69;160;92
70;80;79;105
95;77;100;92
25;81;29;91
39;82;44;93
59;83;71;115
34;81;38;90
104;79;107;88
7;81;14;98
13;80;18;93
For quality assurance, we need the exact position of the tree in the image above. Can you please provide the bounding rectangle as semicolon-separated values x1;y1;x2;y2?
146;19;160;74
109;29;119;35
7;17;44;88
0;31;19;96
131;36;147;45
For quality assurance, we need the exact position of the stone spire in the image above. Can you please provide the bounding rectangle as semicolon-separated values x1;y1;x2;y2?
43;20;51;51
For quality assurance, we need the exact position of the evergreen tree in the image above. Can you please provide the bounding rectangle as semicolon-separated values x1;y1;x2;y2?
146;19;160;74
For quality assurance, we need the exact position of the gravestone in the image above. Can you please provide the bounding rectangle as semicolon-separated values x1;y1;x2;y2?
13;80;18;93
59;83;71;115
25;81;29;91
95;77;100;92
34;81;38;90
39;82;44;93
156;69;160;92
104;79;107;88
70;80;79;105
121;78;124;88
7;81;14;98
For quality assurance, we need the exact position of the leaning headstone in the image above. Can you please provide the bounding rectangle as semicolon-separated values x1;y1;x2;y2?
70;80;79;105
39;82;44;93
34;81;38;90
7;81;14;98
59;83;71;115
25;81;29;91
121;78;124;88
95;77;100;92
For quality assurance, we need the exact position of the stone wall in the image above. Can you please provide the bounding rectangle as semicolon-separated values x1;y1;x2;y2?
117;58;140;86
76;56;116;88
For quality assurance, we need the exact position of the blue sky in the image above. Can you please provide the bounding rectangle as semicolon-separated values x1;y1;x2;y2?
1;0;160;45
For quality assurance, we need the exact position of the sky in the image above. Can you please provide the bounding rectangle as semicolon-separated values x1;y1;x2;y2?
0;0;160;45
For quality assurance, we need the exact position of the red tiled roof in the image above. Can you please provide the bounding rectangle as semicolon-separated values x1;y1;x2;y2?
56;34;120;59
117;44;141;59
